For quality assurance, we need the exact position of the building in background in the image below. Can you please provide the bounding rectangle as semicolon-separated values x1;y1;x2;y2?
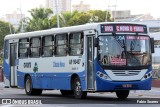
72;1;90;12
46;0;71;14
135;20;160;33
110;10;155;22
110;10;131;21
0;11;25;30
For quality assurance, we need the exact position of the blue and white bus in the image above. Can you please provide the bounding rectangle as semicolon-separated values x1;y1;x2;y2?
3;22;154;99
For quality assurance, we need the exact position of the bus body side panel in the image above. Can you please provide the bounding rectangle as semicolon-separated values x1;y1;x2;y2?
17;56;86;90
3;60;10;87
3;40;10;87
17;71;86;90
94;59;152;91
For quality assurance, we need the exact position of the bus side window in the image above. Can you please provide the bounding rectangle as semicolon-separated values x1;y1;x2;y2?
19;38;29;58
30;37;41;57
42;35;54;57
55;34;68;56
69;32;83;56
4;40;9;59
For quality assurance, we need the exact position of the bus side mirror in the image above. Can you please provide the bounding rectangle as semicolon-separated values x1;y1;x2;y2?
150;38;154;53
94;38;99;47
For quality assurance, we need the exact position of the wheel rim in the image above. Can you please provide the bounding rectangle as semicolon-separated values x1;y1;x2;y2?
75;81;81;96
26;79;31;92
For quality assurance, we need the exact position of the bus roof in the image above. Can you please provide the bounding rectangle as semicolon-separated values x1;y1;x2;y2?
4;23;99;40
4;22;147;40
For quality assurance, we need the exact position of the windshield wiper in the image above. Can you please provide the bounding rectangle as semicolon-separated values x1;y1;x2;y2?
113;36;125;48
130;41;135;51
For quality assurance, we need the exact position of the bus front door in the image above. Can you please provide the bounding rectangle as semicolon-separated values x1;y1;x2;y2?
9;43;18;87
86;35;95;90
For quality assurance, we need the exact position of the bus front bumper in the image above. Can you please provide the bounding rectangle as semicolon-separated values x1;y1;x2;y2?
96;77;152;91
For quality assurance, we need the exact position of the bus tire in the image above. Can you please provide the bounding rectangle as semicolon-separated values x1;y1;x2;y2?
60;90;73;96
116;90;129;99
25;75;42;95
73;77;87;99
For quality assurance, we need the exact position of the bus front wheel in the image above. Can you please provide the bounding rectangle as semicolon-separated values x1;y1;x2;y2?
25;75;42;95
116;90;129;99
73;77;87;99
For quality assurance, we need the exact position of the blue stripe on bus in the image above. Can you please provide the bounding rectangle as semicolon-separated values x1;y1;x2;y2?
17;71;86;90
3;60;9;80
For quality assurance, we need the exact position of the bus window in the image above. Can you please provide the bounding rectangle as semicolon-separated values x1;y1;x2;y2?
55;34;68;56
30;37;41;57
42;36;54;57
69;32;83;55
19;38;29;58
4;40;9;59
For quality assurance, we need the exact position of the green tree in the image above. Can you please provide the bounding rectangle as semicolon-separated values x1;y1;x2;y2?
68;12;91;26
50;11;79;27
88;10;112;22
59;11;78;27
67;10;112;26
17;8;112;31
50;15;59;28
17;8;53;32
0;20;14;50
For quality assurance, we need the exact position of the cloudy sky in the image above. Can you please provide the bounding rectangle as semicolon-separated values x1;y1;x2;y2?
0;0;160;18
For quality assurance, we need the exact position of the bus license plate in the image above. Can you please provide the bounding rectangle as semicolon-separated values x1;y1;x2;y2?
122;84;132;88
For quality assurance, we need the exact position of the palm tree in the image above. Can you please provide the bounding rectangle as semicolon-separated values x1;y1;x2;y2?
59;11;78;27
18;8;53;32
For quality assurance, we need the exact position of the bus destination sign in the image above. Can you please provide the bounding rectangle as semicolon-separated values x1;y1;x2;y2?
101;24;147;34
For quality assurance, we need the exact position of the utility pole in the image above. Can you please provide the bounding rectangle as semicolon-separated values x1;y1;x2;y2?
107;0;117;22
55;0;60;28
9;23;12;34
19;0;24;32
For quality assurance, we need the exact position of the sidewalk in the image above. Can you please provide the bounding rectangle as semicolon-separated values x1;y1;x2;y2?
0;82;4;88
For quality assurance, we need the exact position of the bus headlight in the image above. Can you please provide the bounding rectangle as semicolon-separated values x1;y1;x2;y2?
141;71;152;81
97;71;111;81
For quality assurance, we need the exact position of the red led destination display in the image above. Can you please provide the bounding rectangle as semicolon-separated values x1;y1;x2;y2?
101;24;147;34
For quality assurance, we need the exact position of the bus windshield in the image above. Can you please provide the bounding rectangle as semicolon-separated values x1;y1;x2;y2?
98;35;151;66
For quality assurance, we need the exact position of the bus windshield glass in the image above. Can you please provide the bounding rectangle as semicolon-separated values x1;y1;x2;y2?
98;35;151;66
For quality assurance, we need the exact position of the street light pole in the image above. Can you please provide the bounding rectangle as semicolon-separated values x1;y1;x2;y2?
107;0;117;22
9;23;12;34
55;0;60;28
114;0;117;22
70;0;72;13
19;0;24;33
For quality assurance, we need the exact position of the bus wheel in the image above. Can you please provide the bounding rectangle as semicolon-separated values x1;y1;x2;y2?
116;90;129;99
73;77;87;99
60;90;73;96
25;75;42;95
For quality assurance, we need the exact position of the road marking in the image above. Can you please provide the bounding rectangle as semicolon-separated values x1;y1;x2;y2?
0;105;13;107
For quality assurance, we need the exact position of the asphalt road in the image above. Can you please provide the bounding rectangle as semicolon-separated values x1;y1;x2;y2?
0;82;160;107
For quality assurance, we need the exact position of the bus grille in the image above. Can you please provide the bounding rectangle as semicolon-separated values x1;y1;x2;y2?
112;70;140;76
